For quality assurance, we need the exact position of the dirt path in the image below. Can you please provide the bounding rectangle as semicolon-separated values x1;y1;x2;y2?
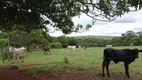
0;67;142;80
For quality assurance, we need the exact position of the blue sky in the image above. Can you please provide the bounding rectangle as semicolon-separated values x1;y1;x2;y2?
49;10;142;37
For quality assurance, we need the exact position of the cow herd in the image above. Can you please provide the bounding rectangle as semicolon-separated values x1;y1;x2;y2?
5;45;142;78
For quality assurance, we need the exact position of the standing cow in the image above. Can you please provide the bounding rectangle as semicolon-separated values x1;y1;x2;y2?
102;48;142;78
8;47;27;62
67;45;76;55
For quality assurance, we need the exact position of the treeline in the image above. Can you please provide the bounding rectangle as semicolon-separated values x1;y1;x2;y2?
53;30;142;47
0;30;142;50
111;30;142;46
0;29;110;49
53;36;110;48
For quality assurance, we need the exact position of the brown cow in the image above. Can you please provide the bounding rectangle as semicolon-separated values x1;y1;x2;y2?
42;46;51;55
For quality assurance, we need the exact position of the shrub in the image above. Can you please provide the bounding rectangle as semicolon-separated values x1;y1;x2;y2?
26;68;38;76
0;38;9;47
64;57;69;64
50;42;62;48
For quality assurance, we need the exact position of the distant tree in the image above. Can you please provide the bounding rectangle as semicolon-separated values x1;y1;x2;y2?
50;42;62;48
129;36;139;45
124;30;136;37
57;35;68;48
121;33;125;37
136;31;142;36
41;31;53;43
68;37;77;46
120;30;136;45
111;31;142;46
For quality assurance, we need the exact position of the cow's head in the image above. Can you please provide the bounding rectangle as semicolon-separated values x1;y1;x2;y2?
133;48;139;58
138;50;142;52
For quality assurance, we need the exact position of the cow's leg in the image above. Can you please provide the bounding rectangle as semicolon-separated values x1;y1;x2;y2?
15;55;17;60
22;57;24;62
49;51;51;55
106;60;111;77
21;56;24;62
13;54;16;60
44;50;46;54
102;59;111;77
102;60;106;77
8;53;11;61
124;63;130;78
15;55;19;62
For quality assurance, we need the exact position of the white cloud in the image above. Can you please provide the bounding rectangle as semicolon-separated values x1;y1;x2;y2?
49;10;142;37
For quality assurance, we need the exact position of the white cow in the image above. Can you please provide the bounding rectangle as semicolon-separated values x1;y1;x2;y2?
78;46;81;48
9;47;27;62
106;45;112;48
67;45;76;55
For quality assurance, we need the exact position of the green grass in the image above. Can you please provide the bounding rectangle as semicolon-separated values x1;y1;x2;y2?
0;46;142;75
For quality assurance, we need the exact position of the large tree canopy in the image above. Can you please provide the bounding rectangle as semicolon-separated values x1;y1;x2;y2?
0;0;142;33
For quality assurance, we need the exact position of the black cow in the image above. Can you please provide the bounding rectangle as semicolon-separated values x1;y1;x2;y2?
42;46;51;55
102;48;142;78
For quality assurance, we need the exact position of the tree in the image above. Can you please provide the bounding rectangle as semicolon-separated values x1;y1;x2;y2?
68;37;77;46
124;30;136;37
0;0;142;34
0;29;52;51
0;38;9;47
120;30;136;45
110;30;142;46
136;31;142;36
57;35;68;48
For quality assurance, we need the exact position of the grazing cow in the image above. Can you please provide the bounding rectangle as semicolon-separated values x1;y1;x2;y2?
106;45;112;47
129;43;134;46
8;47;27;62
67;45;76;55
42;46;51;55
102;48;142;78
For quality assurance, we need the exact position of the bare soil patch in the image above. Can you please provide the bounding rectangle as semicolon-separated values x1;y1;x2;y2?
0;65;142;80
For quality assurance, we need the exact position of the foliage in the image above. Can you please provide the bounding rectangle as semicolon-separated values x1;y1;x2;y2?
56;36;68;48
124;30;136;37
111;30;142;46
0;38;9;59
0;38;9;47
50;42;62;48
0;0;142;33
68;37;77;46
52;36;112;47
26;68;38;76
0;30;52;48
64;57;69;64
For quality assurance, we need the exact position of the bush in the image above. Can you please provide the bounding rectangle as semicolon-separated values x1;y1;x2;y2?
26;68;38;76
64;57;69;64
0;38;9;47
50;42;62;48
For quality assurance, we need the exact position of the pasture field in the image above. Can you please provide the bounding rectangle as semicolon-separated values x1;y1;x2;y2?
0;46;142;80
